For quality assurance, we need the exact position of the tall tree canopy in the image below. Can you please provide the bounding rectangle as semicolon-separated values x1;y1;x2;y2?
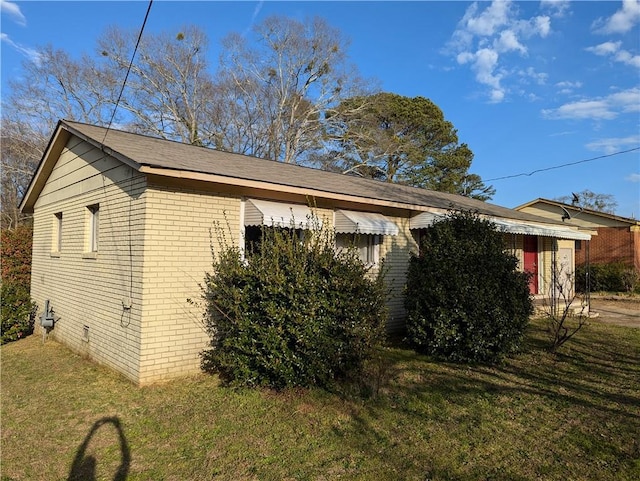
556;190;618;214
321;93;494;200
98;25;217;146
1;17;493;228
212;16;370;163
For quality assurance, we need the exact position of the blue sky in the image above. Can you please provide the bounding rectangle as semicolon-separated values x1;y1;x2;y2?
2;0;639;217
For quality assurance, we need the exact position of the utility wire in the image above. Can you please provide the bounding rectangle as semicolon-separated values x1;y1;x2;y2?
485;146;640;182
101;0;153;145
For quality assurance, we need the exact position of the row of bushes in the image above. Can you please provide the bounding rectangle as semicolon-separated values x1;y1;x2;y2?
201;212;533;389
14;212;627;387
575;262;639;293
1;225;36;344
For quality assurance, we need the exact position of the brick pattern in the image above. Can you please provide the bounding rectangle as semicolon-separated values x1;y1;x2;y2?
30;138;146;383
575;226;639;271
33;138;583;384
139;184;242;384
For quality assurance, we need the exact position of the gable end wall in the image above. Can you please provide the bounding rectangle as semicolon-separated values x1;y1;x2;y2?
30;138;146;383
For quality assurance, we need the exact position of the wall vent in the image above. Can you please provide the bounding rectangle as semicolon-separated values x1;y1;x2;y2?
82;325;90;342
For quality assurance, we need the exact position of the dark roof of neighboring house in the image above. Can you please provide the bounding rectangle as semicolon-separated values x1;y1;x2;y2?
517;198;639;226
21;119;572;228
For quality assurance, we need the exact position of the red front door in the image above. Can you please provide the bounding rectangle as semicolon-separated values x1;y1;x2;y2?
523;236;538;295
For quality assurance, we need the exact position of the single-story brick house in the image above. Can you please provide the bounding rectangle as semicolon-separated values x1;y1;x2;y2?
20;120;590;384
516;198;640;272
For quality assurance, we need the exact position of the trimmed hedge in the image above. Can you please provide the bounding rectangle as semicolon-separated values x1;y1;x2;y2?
200;223;387;389
1;225;36;344
405;211;533;363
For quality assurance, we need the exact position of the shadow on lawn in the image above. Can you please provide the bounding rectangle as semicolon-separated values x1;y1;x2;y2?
399;328;640;422
67;417;130;481
330;324;640;479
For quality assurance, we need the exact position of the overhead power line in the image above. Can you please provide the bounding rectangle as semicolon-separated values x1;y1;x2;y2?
485;146;640;182
101;0;153;145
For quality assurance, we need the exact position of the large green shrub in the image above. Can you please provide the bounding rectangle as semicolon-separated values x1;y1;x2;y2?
1;225;36;344
405;211;533;363
200;223;387;389
1;283;36;344
575;262;638;293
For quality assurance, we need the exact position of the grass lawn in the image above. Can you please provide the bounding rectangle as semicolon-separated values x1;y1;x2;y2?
2;318;639;481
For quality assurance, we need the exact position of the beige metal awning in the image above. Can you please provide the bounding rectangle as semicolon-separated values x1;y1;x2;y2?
244;199;321;229
490;218;591;240
409;211;591;240
334;210;399;235
409;211;445;229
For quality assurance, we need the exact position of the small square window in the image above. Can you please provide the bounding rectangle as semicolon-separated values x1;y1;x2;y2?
575;240;582;251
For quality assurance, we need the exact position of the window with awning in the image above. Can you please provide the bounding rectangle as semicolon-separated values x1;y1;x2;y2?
244;199;321;229
334;210;399;236
333;210;397;266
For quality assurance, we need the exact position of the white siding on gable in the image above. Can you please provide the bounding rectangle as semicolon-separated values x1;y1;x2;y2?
30;137;147;383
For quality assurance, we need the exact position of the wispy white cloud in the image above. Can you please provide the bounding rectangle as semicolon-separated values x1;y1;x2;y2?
0;0;26;26
1;33;40;64
540;0;571;18
447;0;551;103
549;130;577;137
460;0;511;37
555;80;582;95
542;87;640;120
626;173;640;182
586;41;622;56
586;135;640;154
457;47;505;102
592;0;640;34
518;66;548;85
494;29;527;54
586;41;640;68
242;0;264;36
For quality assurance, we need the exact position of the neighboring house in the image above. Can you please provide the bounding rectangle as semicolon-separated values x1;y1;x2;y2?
516;199;640;272
20;120;589;384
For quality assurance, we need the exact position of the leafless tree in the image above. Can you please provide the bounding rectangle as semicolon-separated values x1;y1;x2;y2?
556;189;618;214
544;254;589;352
214;16;374;164
98;25;217;146
0;119;46;228
4;45;115;134
1;19;374;228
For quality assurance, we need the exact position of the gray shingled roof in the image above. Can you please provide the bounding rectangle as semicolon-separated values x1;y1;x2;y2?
63;120;568;226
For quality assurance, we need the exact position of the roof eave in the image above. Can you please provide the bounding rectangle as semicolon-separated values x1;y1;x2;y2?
19;121;69;214
19;120;142;214
139;165;436;213
516;198;639;226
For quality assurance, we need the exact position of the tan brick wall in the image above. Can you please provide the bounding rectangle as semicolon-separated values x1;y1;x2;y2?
30;137;146;383
138;184;242;384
